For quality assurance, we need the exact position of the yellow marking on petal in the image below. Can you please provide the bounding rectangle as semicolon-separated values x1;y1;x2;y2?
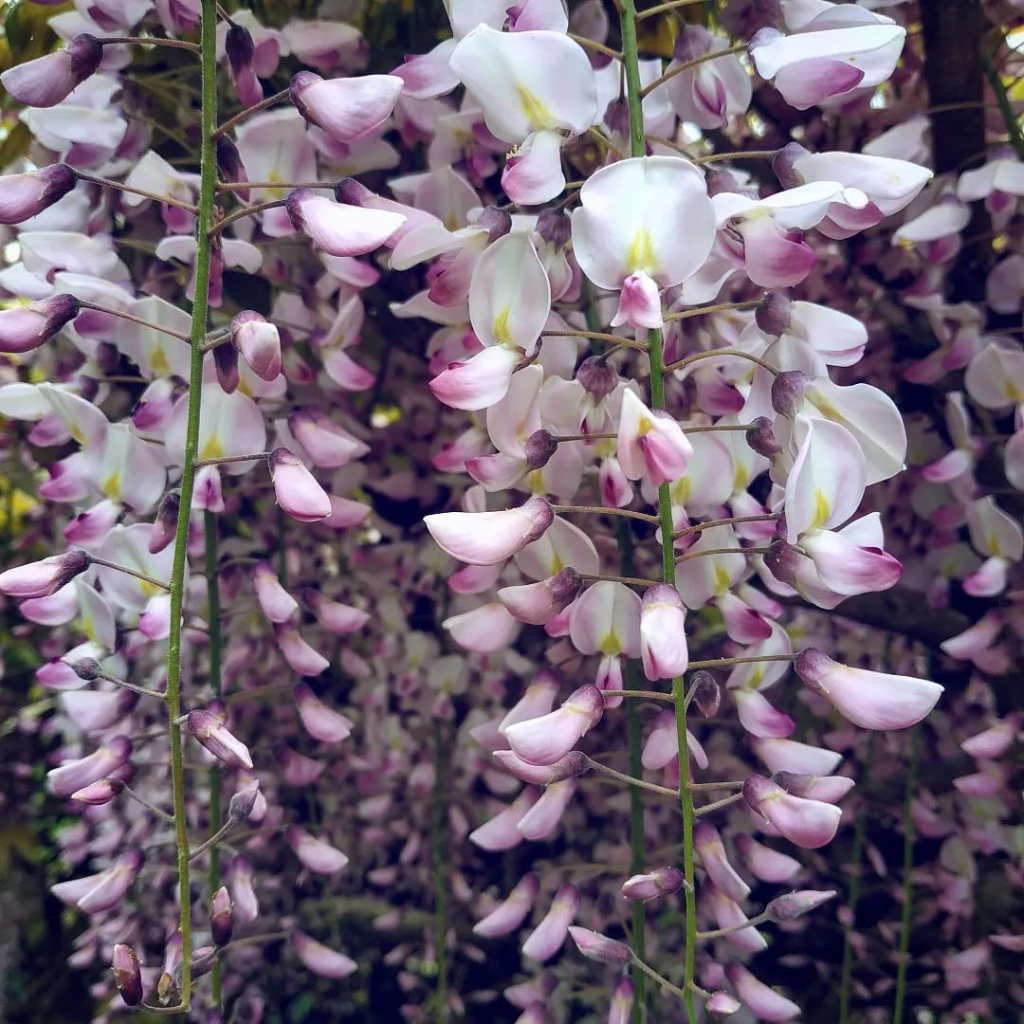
733;462;749;491
746;666;765;688
150;346;170;377
238;377;254;398
988;535;1003;557
103;473;121;500
601;633;622;656
516;84;553;129
549;552;565;574
493;307;514;347
673;476;692;505
201;435;224;461
1005;380;1024;402
713;565;732;594
139;579;161;599
626;229;657;274
812;488;831;529
70;425;86;445
528;468;544;494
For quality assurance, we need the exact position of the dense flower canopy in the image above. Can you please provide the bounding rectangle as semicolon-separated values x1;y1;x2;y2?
0;1;1021;1023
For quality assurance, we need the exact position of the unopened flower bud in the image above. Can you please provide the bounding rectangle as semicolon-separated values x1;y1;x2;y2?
770;371;809;418
525;429;558;470
268;448;332;523
476;205;513;242
576;356;619;402
673;24;714;63
213;339;240;394
567;926;631;965
621;866;689;901
112;944;143;1006
229;781;260;822
0;294;80;354
746;416;782;458
72;777;125;805
690;670;720;717
706;990;742;1018
536;208;571;249
706;169;743;196
603;98;630;137
149;491;181;554
333;177;374;207
0;164;77;225
756;292;792;337
0;33;103;108
0;548;90;599
765;889;837;922
773;141;809;190
291;71;402;144
232;311;282;381
72;657;103;681
492;748;588;785
157;970;178;1006
225;23;255;74
187;709;253;770
216;136;249;201
211;885;234;946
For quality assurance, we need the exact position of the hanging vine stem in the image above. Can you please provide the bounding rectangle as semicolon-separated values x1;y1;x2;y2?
204;509;224;1011
620;2;699;1018
893;723;921;1024
838;731;877;1024
162;0;218;1008
616;516;648;1022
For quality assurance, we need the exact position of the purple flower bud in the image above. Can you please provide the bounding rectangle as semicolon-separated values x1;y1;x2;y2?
229;781;260;822
268;448;332;523
72;777;125;806
0;549;90;599
333;177;375;207
71;657;103;681
706;990;742;1018
673;24;714;63
112;944;143;1007
225;23;256;74
756;292;792;337
536;208;571;249
621;866;689;901
149;491;181;555
771;771;820;798
765;889;837;922
770;371;809;418
576;356;619;402
0;164;76;224
216;136;249;201
567;926;632;965
476;205;513;242
773;141;809;189
746;415;782;458
690;669;720;717
0;34;103;108
525;429;559;470
187;710;253;770
0;294;80;354
603;99;630;137
211;885;234;946
706;169;743;196
232;311;282;381
213;339;240;394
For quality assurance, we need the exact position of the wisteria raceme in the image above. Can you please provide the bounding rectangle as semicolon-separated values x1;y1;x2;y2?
0;0;1020;1022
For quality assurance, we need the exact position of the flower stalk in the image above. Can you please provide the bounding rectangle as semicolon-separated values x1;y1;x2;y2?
163;0;219;1006
621;3;699;1017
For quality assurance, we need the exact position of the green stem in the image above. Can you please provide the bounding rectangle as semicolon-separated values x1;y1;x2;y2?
893;724;920;1024
838;731;876;1024
621;4;698;1018
432;721;448;1023
983;53;1024;157
164;0;218;1007
204;510;223;1010
616;518;647;1024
